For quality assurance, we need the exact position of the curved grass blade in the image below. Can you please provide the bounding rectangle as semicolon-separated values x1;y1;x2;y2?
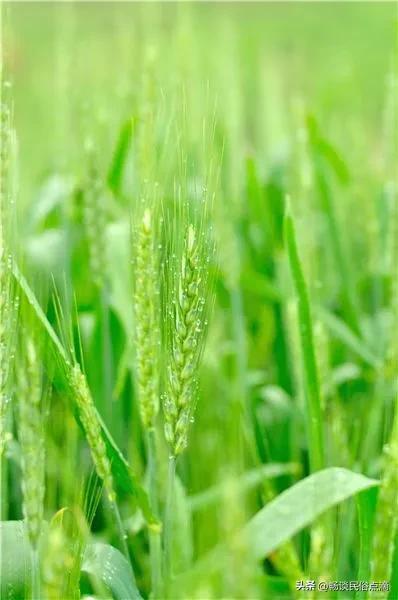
13;264;67;361
177;468;378;589
0;521;31;599
306;115;360;336
242;468;378;563
12;264;156;526
107;118;135;197
317;307;381;368
189;462;300;512
82;542;142;600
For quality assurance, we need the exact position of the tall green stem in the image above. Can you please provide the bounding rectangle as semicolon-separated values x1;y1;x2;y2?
312;157;360;336
100;287;114;430
147;429;162;598
0;453;8;521
111;500;130;564
163;454;176;595
285;206;330;579
284;207;325;473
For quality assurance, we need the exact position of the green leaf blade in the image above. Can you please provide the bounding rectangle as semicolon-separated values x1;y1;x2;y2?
107;118;135;197
12;264;156;526
82;543;142;600
178;468;379;592
284;207;324;473
243;467;378;561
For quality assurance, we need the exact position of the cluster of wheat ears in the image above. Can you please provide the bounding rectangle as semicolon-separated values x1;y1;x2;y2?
0;85;216;597
1;93;397;599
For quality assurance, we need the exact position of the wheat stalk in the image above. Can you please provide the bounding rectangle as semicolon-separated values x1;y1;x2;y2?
162;214;213;591
132;205;163;596
370;392;398;596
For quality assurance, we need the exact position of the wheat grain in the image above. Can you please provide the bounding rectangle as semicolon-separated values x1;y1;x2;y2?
69;363;115;502
132;207;160;429
163;223;209;456
18;337;45;549
68;363;115;503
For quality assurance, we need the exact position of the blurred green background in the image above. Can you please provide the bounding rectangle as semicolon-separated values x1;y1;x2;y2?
4;2;396;205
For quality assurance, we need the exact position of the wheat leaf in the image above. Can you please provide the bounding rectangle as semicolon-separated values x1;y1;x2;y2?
12;264;156;525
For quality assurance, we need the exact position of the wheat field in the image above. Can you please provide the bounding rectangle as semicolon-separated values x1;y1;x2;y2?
0;2;397;599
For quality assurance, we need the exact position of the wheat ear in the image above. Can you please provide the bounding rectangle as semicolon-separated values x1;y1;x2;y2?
18;337;45;550
163;224;206;456
132;206;163;595
68;363;115;503
132;207;160;429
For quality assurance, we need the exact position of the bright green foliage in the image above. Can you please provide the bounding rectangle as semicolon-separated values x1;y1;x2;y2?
0;3;397;599
371;393;398;591
178;468;378;582
0;103;13;458
285;207;324;472
82;542;142;600
0;521;32;599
